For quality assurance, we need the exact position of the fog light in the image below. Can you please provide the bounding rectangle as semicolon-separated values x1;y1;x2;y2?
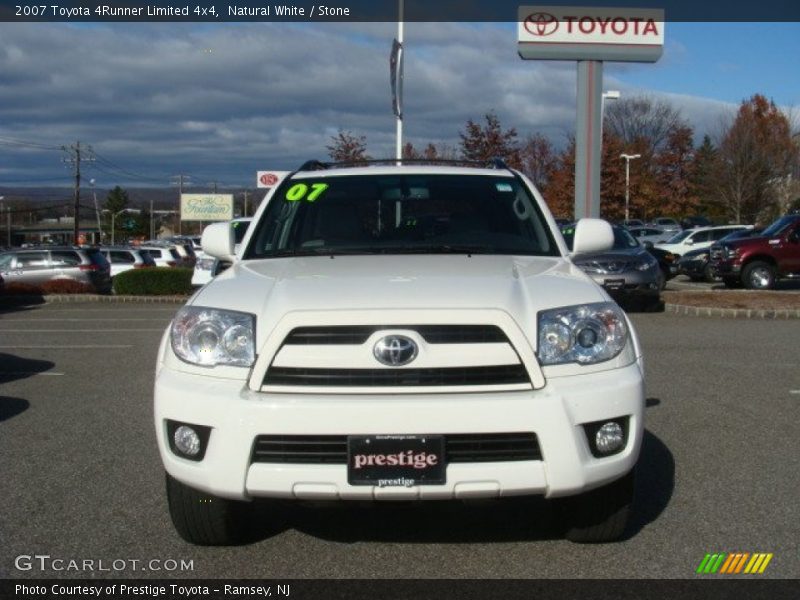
595;422;625;455
174;425;201;456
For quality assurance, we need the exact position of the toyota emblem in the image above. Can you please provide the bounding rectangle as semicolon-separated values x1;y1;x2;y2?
523;12;559;37
373;335;418;367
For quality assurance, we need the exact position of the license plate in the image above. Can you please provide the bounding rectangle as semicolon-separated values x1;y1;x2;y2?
347;435;446;486
603;278;625;290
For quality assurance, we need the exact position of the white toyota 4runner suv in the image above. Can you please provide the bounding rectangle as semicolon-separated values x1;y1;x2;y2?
154;160;645;545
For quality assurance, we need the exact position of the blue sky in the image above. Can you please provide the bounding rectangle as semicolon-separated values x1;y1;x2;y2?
0;20;798;188
614;22;800;106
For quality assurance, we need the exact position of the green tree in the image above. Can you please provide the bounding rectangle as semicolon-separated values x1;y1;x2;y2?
690;135;722;218
104;185;129;214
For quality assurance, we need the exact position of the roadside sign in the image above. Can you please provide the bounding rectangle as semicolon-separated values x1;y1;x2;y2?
180;194;234;221
257;171;290;188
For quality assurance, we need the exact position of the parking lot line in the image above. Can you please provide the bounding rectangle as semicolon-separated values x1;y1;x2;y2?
0;329;164;332
0;371;65;376
0;344;134;349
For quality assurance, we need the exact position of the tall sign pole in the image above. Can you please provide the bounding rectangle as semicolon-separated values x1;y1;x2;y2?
518;6;663;220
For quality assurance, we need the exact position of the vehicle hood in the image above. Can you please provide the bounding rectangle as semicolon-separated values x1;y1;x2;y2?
572;247;649;264
679;247;709;260
191;255;607;340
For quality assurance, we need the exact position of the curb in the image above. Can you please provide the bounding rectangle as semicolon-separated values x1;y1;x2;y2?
0;294;189;306
664;303;800;319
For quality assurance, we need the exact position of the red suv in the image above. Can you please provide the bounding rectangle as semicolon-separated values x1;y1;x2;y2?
710;214;800;289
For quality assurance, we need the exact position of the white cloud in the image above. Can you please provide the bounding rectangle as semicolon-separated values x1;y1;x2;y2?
0;22;741;186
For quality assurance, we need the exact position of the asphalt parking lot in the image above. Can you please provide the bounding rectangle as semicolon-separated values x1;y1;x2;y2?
0;300;797;579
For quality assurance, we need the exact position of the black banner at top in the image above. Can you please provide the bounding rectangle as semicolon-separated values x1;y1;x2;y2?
1;0;800;22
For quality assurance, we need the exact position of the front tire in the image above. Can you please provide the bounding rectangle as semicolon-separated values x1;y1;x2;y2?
742;261;776;290
166;472;253;545
559;470;635;543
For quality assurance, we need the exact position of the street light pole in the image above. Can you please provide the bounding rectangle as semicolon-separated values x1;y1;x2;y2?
601;90;620;146
109;208;140;245
90;179;103;244
620;153;641;221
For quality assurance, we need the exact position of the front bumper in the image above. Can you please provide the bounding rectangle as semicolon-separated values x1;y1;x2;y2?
155;359;645;502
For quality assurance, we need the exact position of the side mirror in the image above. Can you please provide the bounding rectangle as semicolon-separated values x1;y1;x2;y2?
642;241;654;249
201;222;236;262
685;239;694;246
571;218;614;255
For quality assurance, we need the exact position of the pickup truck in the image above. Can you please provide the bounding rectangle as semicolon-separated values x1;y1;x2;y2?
710;214;800;289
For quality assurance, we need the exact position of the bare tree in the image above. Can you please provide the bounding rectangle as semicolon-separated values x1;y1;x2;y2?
604;95;686;156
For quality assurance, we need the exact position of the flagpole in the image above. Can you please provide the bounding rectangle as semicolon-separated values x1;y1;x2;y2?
395;0;404;163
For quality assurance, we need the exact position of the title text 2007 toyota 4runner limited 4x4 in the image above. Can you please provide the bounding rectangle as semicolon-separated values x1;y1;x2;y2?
154;160;645;545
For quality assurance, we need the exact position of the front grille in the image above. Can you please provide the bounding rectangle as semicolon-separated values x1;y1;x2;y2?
263;365;529;387
251;433;541;464
282;325;508;345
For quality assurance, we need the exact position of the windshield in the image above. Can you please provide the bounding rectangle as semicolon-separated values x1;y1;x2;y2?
232;220;250;244
666;230;692;244
760;215;798;238
245;174;558;258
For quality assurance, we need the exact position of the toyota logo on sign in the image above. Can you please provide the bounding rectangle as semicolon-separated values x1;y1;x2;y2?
524;12;559;36
259;173;279;186
373;335;418;367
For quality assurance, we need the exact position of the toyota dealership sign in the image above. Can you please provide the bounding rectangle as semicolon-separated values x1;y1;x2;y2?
518;6;664;62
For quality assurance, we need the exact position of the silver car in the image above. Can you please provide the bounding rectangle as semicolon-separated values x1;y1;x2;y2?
0;247;112;293
563;225;662;311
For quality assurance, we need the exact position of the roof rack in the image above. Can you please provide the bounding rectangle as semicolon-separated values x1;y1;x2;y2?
296;157;511;171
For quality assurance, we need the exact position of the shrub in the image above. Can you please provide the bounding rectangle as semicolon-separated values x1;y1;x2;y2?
113;267;193;295
40;279;95;294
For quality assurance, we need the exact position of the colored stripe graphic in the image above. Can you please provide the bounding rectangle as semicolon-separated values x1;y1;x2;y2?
698;552;773;575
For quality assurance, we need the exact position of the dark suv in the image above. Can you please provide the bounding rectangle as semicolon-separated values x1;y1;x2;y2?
710;214;800;289
0;247;112;293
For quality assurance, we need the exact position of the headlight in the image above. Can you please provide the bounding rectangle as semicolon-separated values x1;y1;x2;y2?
635;257;657;271
537;302;628;366
723;245;740;259
171;306;255;367
196;257;215;271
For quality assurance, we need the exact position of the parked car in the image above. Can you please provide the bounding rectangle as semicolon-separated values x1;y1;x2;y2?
622;219;645;228
679;228;765;283
101;246;156;278
643;245;678;287
655;225;752;257
191;218;252;286
710;214;800;289
647;217;681;233
680;215;713;230
628;226;669;245
138;244;182;268
156;160;646;545
563;224;662;310
167;239;197;268
0;246;111;293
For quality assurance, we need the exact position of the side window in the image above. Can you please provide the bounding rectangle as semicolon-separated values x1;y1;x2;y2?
711;229;732;241
17;252;50;269
148;249;162;258
110;251;135;264
0;254;13;270
691;231;711;243
50;251;82;266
